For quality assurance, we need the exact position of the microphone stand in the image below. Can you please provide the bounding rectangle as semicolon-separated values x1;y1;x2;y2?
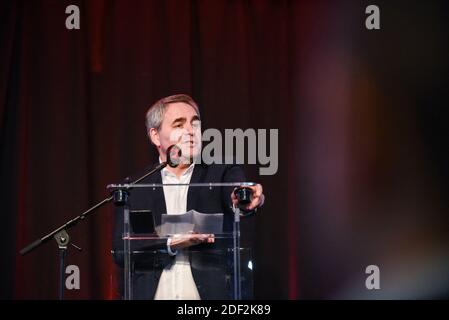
20;161;169;300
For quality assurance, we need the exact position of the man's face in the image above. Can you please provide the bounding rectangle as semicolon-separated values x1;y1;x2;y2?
152;102;202;162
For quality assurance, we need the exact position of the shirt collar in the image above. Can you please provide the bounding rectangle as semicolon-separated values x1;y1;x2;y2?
159;157;195;178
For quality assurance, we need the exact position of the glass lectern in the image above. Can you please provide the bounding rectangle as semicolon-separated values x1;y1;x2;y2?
109;182;255;300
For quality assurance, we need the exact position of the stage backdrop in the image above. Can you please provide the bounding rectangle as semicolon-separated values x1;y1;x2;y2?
1;0;448;299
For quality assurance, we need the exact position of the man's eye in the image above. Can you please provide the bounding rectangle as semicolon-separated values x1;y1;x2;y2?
174;124;183;128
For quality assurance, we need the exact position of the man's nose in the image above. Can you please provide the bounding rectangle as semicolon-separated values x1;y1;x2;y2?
185;123;194;136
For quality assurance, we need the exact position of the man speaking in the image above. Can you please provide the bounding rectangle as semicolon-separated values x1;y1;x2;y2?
112;94;265;300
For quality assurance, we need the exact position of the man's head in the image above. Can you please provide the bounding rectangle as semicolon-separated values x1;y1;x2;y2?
146;94;202;163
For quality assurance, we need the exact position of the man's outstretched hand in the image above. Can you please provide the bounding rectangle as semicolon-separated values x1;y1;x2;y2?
169;232;215;250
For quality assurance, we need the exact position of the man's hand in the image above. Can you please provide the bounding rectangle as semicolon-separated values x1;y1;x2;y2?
169;232;215;251
231;184;265;211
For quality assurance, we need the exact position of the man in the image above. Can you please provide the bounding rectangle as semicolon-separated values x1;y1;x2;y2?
112;94;264;299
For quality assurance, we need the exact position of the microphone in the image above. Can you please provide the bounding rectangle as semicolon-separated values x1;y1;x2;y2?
166;144;182;168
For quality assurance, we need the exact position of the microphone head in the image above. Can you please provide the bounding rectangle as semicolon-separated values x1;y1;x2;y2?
167;144;182;168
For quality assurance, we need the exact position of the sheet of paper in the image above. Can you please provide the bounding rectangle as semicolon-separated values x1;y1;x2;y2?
160;210;223;236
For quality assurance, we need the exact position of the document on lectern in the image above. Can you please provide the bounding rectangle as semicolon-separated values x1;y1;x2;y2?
160;210;223;236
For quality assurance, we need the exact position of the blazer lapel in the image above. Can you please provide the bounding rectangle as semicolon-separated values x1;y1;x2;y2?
145;165;166;227
145;163;207;224
187;164;206;211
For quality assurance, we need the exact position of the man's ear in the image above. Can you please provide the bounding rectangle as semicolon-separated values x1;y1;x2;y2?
148;128;160;147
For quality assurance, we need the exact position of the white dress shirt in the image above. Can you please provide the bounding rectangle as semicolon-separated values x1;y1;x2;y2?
154;163;201;300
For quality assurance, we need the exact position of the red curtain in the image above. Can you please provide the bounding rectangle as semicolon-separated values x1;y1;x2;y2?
2;0;448;299
1;0;306;299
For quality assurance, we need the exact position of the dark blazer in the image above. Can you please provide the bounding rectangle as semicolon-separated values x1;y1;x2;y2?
112;162;250;300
